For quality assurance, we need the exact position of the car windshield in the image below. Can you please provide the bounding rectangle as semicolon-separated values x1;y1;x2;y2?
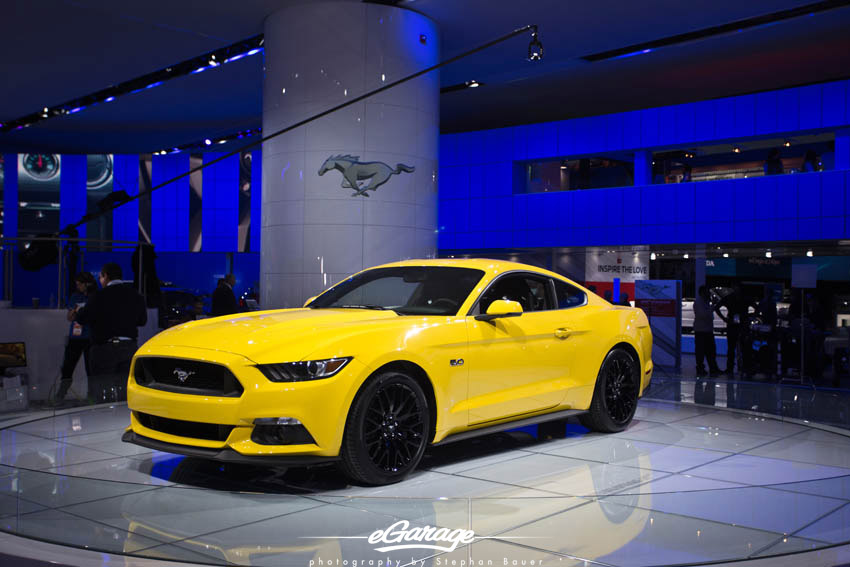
308;267;485;316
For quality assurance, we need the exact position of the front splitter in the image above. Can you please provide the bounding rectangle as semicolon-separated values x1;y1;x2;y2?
121;430;339;466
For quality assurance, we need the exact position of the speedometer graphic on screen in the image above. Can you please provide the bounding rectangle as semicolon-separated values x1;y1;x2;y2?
23;154;60;180
87;154;113;190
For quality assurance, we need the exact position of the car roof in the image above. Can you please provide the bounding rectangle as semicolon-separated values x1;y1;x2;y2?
373;258;571;282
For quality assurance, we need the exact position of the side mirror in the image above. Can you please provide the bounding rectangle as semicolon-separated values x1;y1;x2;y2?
475;299;523;322
303;296;317;308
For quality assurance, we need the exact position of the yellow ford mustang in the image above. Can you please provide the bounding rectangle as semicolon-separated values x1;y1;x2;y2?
123;259;653;485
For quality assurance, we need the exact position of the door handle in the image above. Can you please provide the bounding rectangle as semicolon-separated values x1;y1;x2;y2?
554;328;572;339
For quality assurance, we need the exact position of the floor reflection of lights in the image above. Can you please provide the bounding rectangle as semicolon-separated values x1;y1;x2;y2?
1;400;849;567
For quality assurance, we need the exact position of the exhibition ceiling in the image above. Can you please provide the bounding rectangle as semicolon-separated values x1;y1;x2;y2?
2;0;850;153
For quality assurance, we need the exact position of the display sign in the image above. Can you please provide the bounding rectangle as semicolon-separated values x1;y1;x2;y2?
585;252;649;302
585;252;650;283
635;280;682;369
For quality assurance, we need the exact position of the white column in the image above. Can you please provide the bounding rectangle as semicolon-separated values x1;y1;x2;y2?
261;1;439;308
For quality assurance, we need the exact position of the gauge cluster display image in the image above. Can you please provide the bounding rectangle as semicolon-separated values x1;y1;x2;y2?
17;153;61;235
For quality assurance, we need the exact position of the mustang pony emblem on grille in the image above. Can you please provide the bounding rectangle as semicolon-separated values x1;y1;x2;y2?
172;368;196;383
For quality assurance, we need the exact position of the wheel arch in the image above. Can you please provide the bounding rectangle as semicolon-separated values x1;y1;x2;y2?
609;340;645;395
352;360;439;445
611;341;640;367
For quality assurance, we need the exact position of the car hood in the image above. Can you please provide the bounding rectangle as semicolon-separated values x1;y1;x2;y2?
144;308;402;363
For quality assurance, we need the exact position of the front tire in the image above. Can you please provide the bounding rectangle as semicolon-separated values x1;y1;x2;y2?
340;371;429;485
580;348;640;433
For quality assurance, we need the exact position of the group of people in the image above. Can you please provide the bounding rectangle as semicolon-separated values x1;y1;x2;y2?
55;263;147;405
693;284;780;379
56;268;242;404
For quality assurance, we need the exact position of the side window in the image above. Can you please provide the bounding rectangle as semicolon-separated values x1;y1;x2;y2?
553;279;587;309
478;274;554;313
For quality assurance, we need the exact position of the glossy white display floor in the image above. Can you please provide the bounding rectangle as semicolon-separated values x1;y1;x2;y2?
1;400;850;567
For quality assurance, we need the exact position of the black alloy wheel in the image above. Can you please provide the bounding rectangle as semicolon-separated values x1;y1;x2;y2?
580;348;640;433
604;355;639;425
341;371;429;485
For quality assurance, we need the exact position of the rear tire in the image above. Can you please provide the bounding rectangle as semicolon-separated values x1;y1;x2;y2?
580;348;640;433
340;371;429;485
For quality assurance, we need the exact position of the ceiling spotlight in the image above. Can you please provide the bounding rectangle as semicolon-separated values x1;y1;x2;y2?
208;55;218;66
683;253;689;259
467;80;480;88
806;249;813;257
217;139;226;144
723;253;729;258
650;252;657;260
784;140;791;147
204;138;212;146
733;147;741;154
765;251;772;258
527;25;544;61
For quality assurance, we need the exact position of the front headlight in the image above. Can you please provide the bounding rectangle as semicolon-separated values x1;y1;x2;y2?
257;357;352;382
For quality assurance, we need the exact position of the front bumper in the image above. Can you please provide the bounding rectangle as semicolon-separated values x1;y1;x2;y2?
124;346;368;458
121;430;339;465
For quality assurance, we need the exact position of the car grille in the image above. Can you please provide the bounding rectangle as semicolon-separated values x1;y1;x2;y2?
135;412;234;442
134;357;243;397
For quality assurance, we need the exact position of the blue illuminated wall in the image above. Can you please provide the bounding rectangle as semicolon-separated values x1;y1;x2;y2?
2;154;18;238
202;153;239;252
438;79;850;250
250;150;262;253
3;150;260;306
112;154;139;244
151;153;190;251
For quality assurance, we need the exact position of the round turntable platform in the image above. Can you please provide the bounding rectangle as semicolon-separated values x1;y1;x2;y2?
1;398;849;566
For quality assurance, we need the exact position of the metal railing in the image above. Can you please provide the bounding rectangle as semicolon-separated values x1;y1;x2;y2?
1;236;150;308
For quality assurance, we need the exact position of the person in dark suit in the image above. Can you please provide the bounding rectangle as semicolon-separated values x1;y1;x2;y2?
716;284;750;376
212;273;239;317
694;285;721;377
54;272;97;404
72;262;147;402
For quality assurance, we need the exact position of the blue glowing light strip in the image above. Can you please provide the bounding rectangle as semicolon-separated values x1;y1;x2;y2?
1;36;264;133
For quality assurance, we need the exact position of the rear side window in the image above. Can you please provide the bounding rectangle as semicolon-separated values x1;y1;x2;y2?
553;279;586;309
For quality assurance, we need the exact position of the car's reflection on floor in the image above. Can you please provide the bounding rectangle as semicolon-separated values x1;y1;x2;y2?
115;422;654;566
3;401;840;566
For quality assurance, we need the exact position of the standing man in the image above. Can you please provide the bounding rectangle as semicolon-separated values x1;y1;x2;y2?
72;263;147;402
717;284;749;376
694;285;721;377
54;272;98;405
211;273;239;317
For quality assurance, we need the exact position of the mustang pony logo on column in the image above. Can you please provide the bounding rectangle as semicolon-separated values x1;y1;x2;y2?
318;155;414;197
